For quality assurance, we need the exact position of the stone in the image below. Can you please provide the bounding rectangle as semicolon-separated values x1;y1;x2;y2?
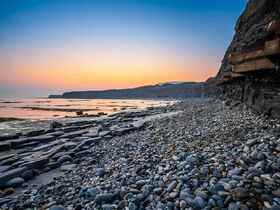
153;187;162;195
21;158;49;169
272;189;280;197
231;188;249;201
180;200;187;209
87;187;101;199
99;131;111;137
60;164;77;171
96;168;106;177
6;177;25;188
166;181;177;192
50;121;63;129
3;188;15;195
102;204;117;210
49;206;67;210
60;130;89;139
184;197;196;208
180;190;193;201
84;127;100;138
228;202;240;210
0;154;14;162
25;129;45;137
0;166;12;173
21;170;34;180
0;134;20;141
57;155;72;164
246;139;259;146
0;167;26;187
95;192;120;205
194;196;207;209
228;168;241;177
74;150;91;158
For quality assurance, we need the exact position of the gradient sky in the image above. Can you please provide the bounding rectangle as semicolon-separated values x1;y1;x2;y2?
0;0;246;98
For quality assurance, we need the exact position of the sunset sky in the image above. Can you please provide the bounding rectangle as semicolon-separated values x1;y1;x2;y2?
0;0;246;98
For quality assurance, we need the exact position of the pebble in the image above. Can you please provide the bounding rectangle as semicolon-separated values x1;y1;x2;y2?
6;177;25;188
57;155;72;164
96;168;106;177
1;99;280;210
49;206;67;210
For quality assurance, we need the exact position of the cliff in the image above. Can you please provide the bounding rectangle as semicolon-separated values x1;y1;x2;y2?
217;0;280;118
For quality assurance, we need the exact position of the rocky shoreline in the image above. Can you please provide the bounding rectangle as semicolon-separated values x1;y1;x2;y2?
1;98;280;210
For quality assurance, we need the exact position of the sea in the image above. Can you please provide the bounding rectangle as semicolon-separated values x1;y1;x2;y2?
0;98;174;136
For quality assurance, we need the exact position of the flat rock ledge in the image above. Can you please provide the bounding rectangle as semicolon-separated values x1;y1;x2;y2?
1;98;280;210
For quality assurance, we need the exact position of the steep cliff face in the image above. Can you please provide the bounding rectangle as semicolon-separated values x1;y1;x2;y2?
217;0;280;118
219;0;280;74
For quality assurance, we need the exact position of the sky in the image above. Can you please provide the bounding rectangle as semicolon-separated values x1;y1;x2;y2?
0;0;246;98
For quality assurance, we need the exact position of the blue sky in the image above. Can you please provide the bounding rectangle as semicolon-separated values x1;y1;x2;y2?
0;0;246;98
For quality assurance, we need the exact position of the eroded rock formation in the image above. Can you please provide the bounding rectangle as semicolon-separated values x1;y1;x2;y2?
217;0;280;118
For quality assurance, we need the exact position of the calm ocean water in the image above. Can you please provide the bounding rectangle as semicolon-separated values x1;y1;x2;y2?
0;98;173;120
0;98;174;136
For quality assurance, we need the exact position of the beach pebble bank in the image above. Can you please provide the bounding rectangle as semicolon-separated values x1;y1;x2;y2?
0;98;280;210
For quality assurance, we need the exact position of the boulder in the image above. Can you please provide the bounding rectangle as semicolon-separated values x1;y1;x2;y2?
0;167;26;188
6;177;25;188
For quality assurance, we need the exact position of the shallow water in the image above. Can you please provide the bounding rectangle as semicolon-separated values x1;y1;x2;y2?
0;98;174;136
0;98;172;120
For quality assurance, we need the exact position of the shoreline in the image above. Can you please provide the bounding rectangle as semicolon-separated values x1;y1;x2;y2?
0;99;176;137
0;118;25;123
0;101;180;206
1;98;280;209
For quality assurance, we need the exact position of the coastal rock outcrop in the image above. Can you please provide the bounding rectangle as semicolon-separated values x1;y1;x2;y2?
217;0;280;118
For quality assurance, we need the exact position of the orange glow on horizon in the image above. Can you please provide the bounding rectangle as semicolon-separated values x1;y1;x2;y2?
0;49;218;90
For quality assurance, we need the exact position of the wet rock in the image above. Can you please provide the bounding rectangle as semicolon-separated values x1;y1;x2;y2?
228;202;240;210
60;164;77;171
3;99;280;210
231;188;250;201
194;196;207;209
21;170;34;180
95;192;120;205
0;142;11;151
0;166;11;173
80;187;101;201
60;130;89;139
50;121;63;129
2;188;15;195
166;181;177;192
25;129;46;137
49;206;67;210
6;177;25;188
0;134;20;141
246;138;259;147
99;130;111;137
74;150;91;158
96;168;106;177
228;168;241;177
21;158;49;170
101;204;115;210
0;167;26;187
57;155;72;164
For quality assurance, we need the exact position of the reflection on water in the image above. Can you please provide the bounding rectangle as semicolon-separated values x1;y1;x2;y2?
0;98;173;120
0;98;175;136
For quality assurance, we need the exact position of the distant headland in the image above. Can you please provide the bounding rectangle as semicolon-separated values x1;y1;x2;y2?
49;82;208;99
